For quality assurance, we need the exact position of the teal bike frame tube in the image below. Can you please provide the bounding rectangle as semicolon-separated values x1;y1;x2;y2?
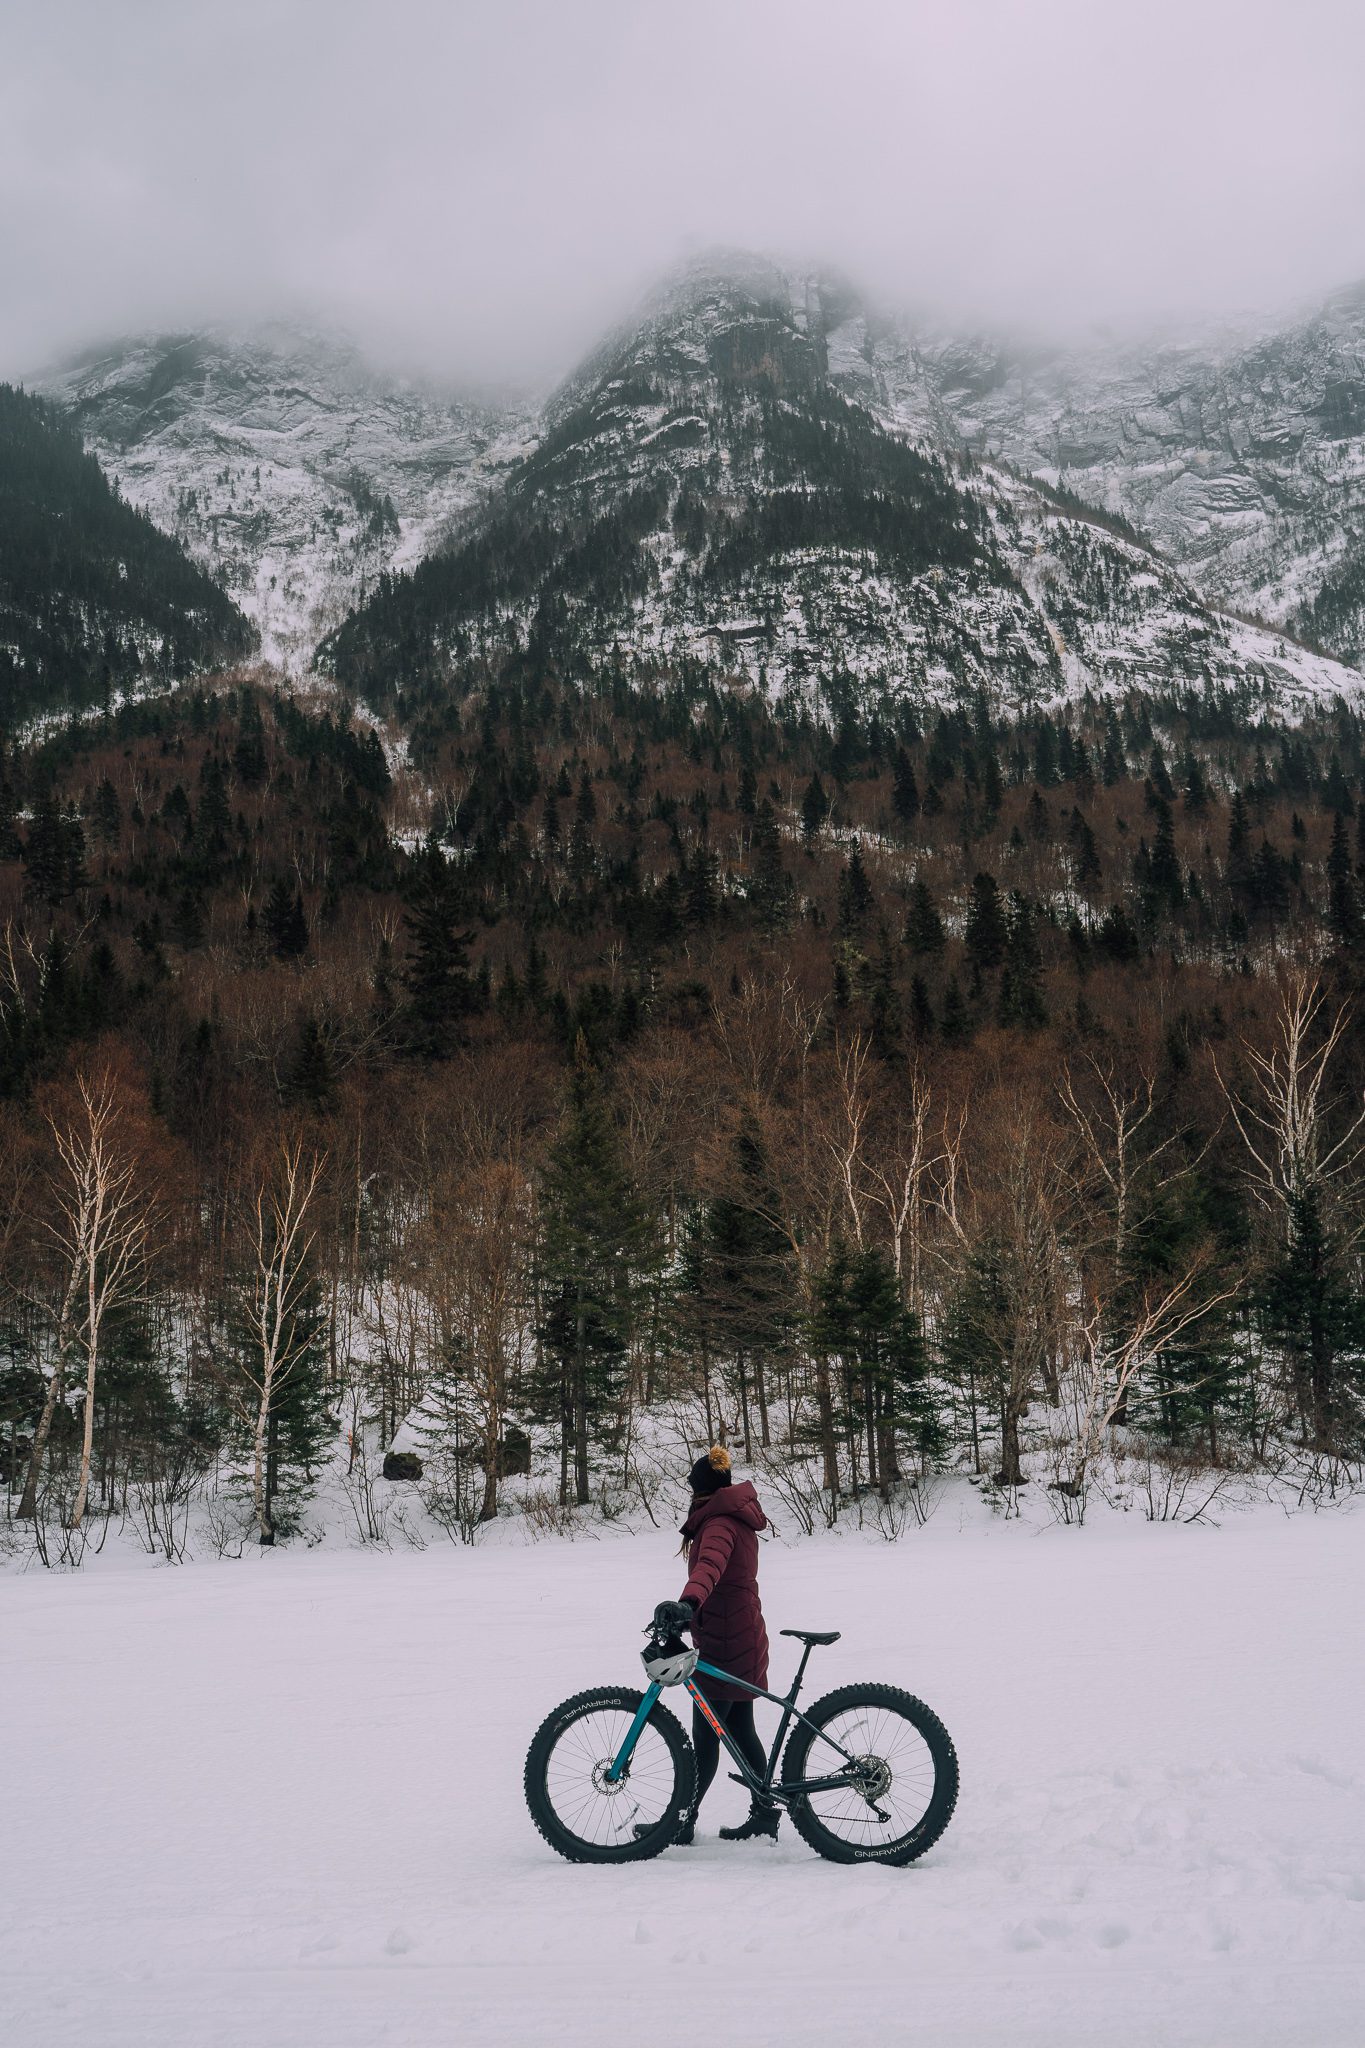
605;1681;662;1783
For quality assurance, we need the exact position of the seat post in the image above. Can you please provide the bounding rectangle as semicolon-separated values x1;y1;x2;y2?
764;1642;813;1793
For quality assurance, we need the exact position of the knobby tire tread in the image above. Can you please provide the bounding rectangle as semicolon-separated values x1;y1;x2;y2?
780;1682;959;1866
524;1685;696;1864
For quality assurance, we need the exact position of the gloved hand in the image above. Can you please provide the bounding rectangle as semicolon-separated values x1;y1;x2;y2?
651;1598;696;1636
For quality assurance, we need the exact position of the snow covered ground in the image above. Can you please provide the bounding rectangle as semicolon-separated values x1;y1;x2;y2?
4;1498;1363;2047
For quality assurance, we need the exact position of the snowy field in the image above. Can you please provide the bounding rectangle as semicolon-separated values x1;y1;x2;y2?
4;1501;1364;2048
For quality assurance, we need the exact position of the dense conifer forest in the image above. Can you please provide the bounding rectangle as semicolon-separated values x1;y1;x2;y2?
0;384;255;727
4;657;1365;1560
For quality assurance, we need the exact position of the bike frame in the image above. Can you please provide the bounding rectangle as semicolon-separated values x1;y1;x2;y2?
606;1642;861;1804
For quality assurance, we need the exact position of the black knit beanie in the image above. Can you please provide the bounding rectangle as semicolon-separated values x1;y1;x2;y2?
688;1444;733;1496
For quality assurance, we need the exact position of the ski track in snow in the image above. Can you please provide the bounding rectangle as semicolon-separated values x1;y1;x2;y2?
3;1507;1363;2046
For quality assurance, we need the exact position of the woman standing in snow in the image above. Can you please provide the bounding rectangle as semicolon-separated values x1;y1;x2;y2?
650;1445;777;1845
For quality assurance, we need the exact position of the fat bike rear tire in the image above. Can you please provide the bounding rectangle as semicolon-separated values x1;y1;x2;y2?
781;1682;958;1866
525;1686;696;1863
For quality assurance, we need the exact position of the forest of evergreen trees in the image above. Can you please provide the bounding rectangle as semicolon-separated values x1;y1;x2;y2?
3;661;1365;1561
1300;537;1365;664
0;383;255;726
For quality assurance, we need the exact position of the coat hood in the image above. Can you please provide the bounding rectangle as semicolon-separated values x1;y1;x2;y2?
682;1479;767;1539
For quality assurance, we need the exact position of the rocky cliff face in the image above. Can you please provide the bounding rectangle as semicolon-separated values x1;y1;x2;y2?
38;326;533;670
832;283;1365;666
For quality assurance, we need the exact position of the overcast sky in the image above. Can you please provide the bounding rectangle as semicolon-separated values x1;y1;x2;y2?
4;0;1364;387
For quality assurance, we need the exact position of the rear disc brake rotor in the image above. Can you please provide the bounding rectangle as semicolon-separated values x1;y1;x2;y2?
850;1753;893;1804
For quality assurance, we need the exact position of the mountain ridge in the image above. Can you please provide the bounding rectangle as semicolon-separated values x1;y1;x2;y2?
30;254;1365;717
319;255;1363;726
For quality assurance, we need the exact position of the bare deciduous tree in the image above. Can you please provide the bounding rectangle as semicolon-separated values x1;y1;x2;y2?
1060;1053;1218;1424
420;1153;531;1523
1062;1258;1241;1497
937;1090;1071;1486
1215;972;1365;1222
1216;971;1365;1445
17;1067;158;1531
221;1140;326;1545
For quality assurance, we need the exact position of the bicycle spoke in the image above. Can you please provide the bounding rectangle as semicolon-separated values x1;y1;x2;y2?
541;1707;679;1848
798;1704;938;1848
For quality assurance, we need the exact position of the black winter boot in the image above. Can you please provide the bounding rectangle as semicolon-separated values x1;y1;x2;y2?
719;1803;780;1843
635;1809;696;1846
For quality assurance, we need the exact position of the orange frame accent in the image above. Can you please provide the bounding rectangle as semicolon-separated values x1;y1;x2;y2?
686;1682;727;1738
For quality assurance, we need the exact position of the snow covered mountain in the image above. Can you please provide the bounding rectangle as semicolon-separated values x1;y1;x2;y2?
35;259;1365;718
322;254;1362;722
37;326;533;671
859;284;1365;666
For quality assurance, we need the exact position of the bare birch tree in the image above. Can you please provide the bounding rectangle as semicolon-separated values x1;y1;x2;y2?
1215;973;1365;1223
223;1140;326;1545
17;1068;158;1530
1216;970;1365;1443
419;1153;531;1523
1061;1259;1242;1496
868;1064;939;1321
1060;1054;1216;1423
936;1092;1071;1485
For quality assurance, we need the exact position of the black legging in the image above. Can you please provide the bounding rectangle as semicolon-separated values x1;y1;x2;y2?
691;1697;766;1807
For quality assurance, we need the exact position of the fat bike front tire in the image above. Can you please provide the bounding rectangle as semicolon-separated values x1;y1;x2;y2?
781;1683;959;1867
525;1686;697;1863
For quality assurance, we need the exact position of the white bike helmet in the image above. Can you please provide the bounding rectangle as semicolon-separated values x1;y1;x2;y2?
641;1642;699;1686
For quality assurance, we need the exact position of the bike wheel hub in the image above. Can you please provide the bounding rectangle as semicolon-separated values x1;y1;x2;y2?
591;1759;626;1794
850;1753;892;1804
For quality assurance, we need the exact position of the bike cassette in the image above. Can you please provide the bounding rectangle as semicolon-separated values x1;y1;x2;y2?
849;1753;893;1814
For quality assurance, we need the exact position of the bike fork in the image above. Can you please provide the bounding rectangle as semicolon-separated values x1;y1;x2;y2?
604;1682;662;1784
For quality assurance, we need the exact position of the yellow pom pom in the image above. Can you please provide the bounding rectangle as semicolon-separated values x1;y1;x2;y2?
708;1444;732;1473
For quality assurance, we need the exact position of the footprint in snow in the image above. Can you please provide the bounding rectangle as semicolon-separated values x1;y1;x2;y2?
385;1928;414;1956
1294;1755;1354;1790
1010;1916;1072;1951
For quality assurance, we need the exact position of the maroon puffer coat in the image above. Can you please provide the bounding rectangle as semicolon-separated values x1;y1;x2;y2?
680;1481;769;1702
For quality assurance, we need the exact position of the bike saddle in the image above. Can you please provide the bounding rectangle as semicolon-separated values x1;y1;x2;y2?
781;1629;841;1646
